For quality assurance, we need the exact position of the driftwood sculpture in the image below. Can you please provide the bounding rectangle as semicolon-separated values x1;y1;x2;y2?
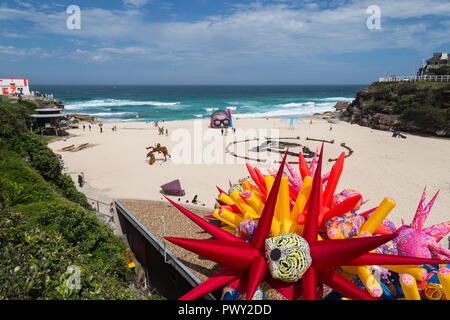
146;143;171;165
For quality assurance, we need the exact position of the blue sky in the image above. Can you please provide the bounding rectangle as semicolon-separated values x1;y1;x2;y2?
0;0;449;85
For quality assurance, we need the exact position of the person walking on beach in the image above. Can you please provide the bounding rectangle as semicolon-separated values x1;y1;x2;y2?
78;173;84;187
83;124;85;130
165;128;168;136
89;124;91;131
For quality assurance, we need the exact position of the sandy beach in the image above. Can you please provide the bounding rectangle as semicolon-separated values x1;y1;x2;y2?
48;116;450;243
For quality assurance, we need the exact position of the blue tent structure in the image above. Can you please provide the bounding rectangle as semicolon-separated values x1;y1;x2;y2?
281;117;304;130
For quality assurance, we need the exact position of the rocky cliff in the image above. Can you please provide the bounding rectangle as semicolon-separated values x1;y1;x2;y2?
339;81;450;137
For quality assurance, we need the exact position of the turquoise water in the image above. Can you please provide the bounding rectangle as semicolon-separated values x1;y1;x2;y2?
30;85;365;122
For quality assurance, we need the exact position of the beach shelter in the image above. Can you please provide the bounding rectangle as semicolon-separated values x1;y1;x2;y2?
281;117;304;130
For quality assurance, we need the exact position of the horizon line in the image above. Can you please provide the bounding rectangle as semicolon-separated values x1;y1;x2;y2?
30;83;371;86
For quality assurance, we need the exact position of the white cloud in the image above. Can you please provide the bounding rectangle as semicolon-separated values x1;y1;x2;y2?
0;0;449;65
14;0;32;8
123;0;151;8
0;45;41;56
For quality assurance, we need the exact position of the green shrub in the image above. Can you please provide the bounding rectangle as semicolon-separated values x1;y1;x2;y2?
401;105;447;130
0;100;162;300
0;208;143;300
55;174;90;208
30;148;61;181
0;179;31;207
36;202;129;278
434;65;450;75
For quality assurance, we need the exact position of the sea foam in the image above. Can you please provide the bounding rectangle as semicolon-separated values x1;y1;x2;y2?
65;99;180;110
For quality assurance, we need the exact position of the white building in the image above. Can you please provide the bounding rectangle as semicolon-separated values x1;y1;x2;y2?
0;78;31;95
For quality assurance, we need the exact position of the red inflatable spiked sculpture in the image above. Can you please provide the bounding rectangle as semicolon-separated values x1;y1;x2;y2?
164;145;447;300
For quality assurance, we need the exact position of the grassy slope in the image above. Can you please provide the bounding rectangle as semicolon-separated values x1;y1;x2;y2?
365;81;450;133
0;99;162;300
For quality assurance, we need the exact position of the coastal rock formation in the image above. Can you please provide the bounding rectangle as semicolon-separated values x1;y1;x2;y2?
334;101;350;111
6;94;65;109
340;82;450;137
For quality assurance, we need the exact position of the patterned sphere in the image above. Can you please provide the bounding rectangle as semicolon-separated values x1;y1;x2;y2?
233;219;258;241
265;234;312;283
331;189;363;212
326;212;365;239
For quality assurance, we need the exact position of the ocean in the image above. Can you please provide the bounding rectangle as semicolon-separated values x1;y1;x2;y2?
30;85;366;122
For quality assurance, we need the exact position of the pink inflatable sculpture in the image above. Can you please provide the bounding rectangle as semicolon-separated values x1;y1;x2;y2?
394;187;450;260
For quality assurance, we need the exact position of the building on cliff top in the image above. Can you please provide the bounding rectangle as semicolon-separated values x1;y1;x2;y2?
418;52;449;76
0;78;31;95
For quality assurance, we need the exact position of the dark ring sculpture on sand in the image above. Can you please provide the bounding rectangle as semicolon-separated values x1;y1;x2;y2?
225;137;353;164
146;143;171;165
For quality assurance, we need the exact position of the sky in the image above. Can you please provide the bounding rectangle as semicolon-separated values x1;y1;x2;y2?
0;0;449;85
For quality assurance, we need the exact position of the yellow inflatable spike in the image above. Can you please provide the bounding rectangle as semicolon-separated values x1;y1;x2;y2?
244;211;260;220
336;229;381;297
274;177;290;222
240;179;252;192
213;208;237;229
400;274;421;300
242;192;264;215
382;265;428;282
221;225;237;234
251;187;263;202
357;267;383;297
229;190;256;216
218;192;235;206
359;197;396;235
292;223;304;235
219;208;244;227
291;176;313;220
271;218;281;237
264;175;275;195
341;266;383;298
280;218;294;235
437;268;450;299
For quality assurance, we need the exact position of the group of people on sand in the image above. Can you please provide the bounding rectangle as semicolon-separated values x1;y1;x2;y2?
82;122;120;134
220;127;237;136
82;122;103;133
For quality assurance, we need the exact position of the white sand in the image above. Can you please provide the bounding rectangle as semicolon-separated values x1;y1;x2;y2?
49;117;450;241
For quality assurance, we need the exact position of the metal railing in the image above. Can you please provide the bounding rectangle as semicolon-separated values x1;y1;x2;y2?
114;200;217;300
379;75;450;82
87;197;115;230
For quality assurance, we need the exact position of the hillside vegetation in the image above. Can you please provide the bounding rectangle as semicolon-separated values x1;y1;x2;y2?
0;99;160;299
341;81;450;137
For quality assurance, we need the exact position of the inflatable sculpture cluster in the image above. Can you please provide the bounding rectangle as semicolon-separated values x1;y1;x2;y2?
164;145;449;300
